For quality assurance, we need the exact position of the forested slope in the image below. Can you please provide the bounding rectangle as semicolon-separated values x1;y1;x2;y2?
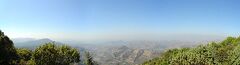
0;30;93;65
143;36;240;65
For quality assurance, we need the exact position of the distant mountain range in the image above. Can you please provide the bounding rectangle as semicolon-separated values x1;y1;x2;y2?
12;37;224;65
75;40;223;65
12;38;62;49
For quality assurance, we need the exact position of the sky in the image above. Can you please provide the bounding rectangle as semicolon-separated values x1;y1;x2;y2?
0;0;240;41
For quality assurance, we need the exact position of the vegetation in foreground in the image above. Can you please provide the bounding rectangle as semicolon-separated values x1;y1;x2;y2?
143;36;240;65
0;30;96;65
2;29;240;65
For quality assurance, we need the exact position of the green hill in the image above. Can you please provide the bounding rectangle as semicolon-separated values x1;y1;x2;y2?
143;36;240;65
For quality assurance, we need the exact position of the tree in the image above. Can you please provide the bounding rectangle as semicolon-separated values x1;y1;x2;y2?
84;51;97;65
143;36;240;65
0;30;83;65
0;30;18;65
228;45;240;65
16;48;32;65
17;48;32;61
32;43;80;65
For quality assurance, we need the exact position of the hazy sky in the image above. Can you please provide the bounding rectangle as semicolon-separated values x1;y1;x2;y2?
0;0;240;41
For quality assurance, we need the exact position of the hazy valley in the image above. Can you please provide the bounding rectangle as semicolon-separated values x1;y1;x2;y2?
11;36;224;65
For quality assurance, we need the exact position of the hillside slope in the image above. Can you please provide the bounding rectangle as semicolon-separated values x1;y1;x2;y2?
143;36;240;65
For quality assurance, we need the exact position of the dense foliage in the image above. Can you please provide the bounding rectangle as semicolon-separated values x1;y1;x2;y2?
32;43;80;65
84;51;98;65
0;30;18;65
0;30;81;65
16;48;32;65
143;36;240;65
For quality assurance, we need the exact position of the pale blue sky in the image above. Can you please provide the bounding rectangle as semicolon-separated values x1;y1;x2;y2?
0;0;240;41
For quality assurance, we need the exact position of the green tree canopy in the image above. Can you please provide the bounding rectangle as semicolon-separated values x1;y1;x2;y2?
0;30;18;65
0;30;82;65
143;36;240;65
16;48;32;65
84;51;96;65
17;48;32;61
32;43;80;65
